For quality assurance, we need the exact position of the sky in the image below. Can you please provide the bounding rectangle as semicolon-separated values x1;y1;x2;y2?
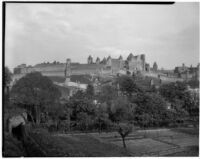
5;2;199;71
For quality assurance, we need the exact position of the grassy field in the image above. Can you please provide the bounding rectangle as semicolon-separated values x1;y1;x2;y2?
167;146;199;157
171;127;199;136
28;129;131;157
3;127;199;157
3;132;27;157
90;128;199;157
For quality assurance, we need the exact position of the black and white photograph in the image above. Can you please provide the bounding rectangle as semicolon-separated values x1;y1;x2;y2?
2;1;199;157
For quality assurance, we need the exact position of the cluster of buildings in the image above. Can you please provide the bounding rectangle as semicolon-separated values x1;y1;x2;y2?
12;53;199;98
174;63;199;80
14;53;152;78
12;53;153;97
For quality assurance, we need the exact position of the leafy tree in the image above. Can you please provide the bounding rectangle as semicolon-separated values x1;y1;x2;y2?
69;98;95;121
98;85;117;103
117;75;141;96
183;91;199;121
47;103;66;120
76;112;94;131
69;90;96;131
4;67;12;87
10;72;61;124
159;81;187;102
134;93;168;127
86;84;94;99
110;96;136;123
95;102;110;133
4;67;12;103
70;90;86;100
117;123;133;148
186;79;199;89
136;113;152;128
159;81;199;122
69;98;95;131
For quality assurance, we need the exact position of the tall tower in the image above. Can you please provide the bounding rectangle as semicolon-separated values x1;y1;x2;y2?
153;62;158;72
65;58;71;83
141;54;146;71
118;55;123;70
88;55;93;64
96;57;100;64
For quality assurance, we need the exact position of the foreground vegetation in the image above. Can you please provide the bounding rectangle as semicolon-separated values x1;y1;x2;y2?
3;67;199;156
4;127;131;157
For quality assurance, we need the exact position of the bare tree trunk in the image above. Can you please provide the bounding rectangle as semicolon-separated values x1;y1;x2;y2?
98;119;101;134
35;105;41;125
122;137;126;148
67;112;70;132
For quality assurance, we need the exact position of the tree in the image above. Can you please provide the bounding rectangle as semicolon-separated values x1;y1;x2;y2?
47;103;66;130
117;75;141;96
183;91;199;123
70;98;95;131
69;97;95;122
53;61;57;64
186;79;199;89
86;84;94;99
70;90;86;100
134;93;168;127
110;96;136;123
159;81;198;123
76;112;93;131
4;67;12;87
95;102;110;133
159;81;187;102
4;67;12;102
11;72;61;124
98;85;117;103
117;123;133;148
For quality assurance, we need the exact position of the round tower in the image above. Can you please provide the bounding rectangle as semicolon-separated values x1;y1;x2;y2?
141;54;146;71
65;58;71;83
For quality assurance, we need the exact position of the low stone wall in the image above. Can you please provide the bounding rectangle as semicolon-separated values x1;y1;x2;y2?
143;72;184;83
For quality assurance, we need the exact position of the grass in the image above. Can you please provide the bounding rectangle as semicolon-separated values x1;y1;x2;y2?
171;127;199;136
3;133;26;157
29;129;131;157
48;76;66;83
167;146;199;157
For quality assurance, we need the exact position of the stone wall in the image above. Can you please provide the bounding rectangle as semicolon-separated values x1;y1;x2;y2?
13;54;149;83
143;72;184;83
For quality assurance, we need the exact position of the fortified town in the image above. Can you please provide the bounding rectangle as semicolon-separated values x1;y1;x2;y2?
12;53;199;98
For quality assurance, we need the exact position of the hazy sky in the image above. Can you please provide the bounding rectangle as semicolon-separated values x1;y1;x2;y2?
5;2;199;71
